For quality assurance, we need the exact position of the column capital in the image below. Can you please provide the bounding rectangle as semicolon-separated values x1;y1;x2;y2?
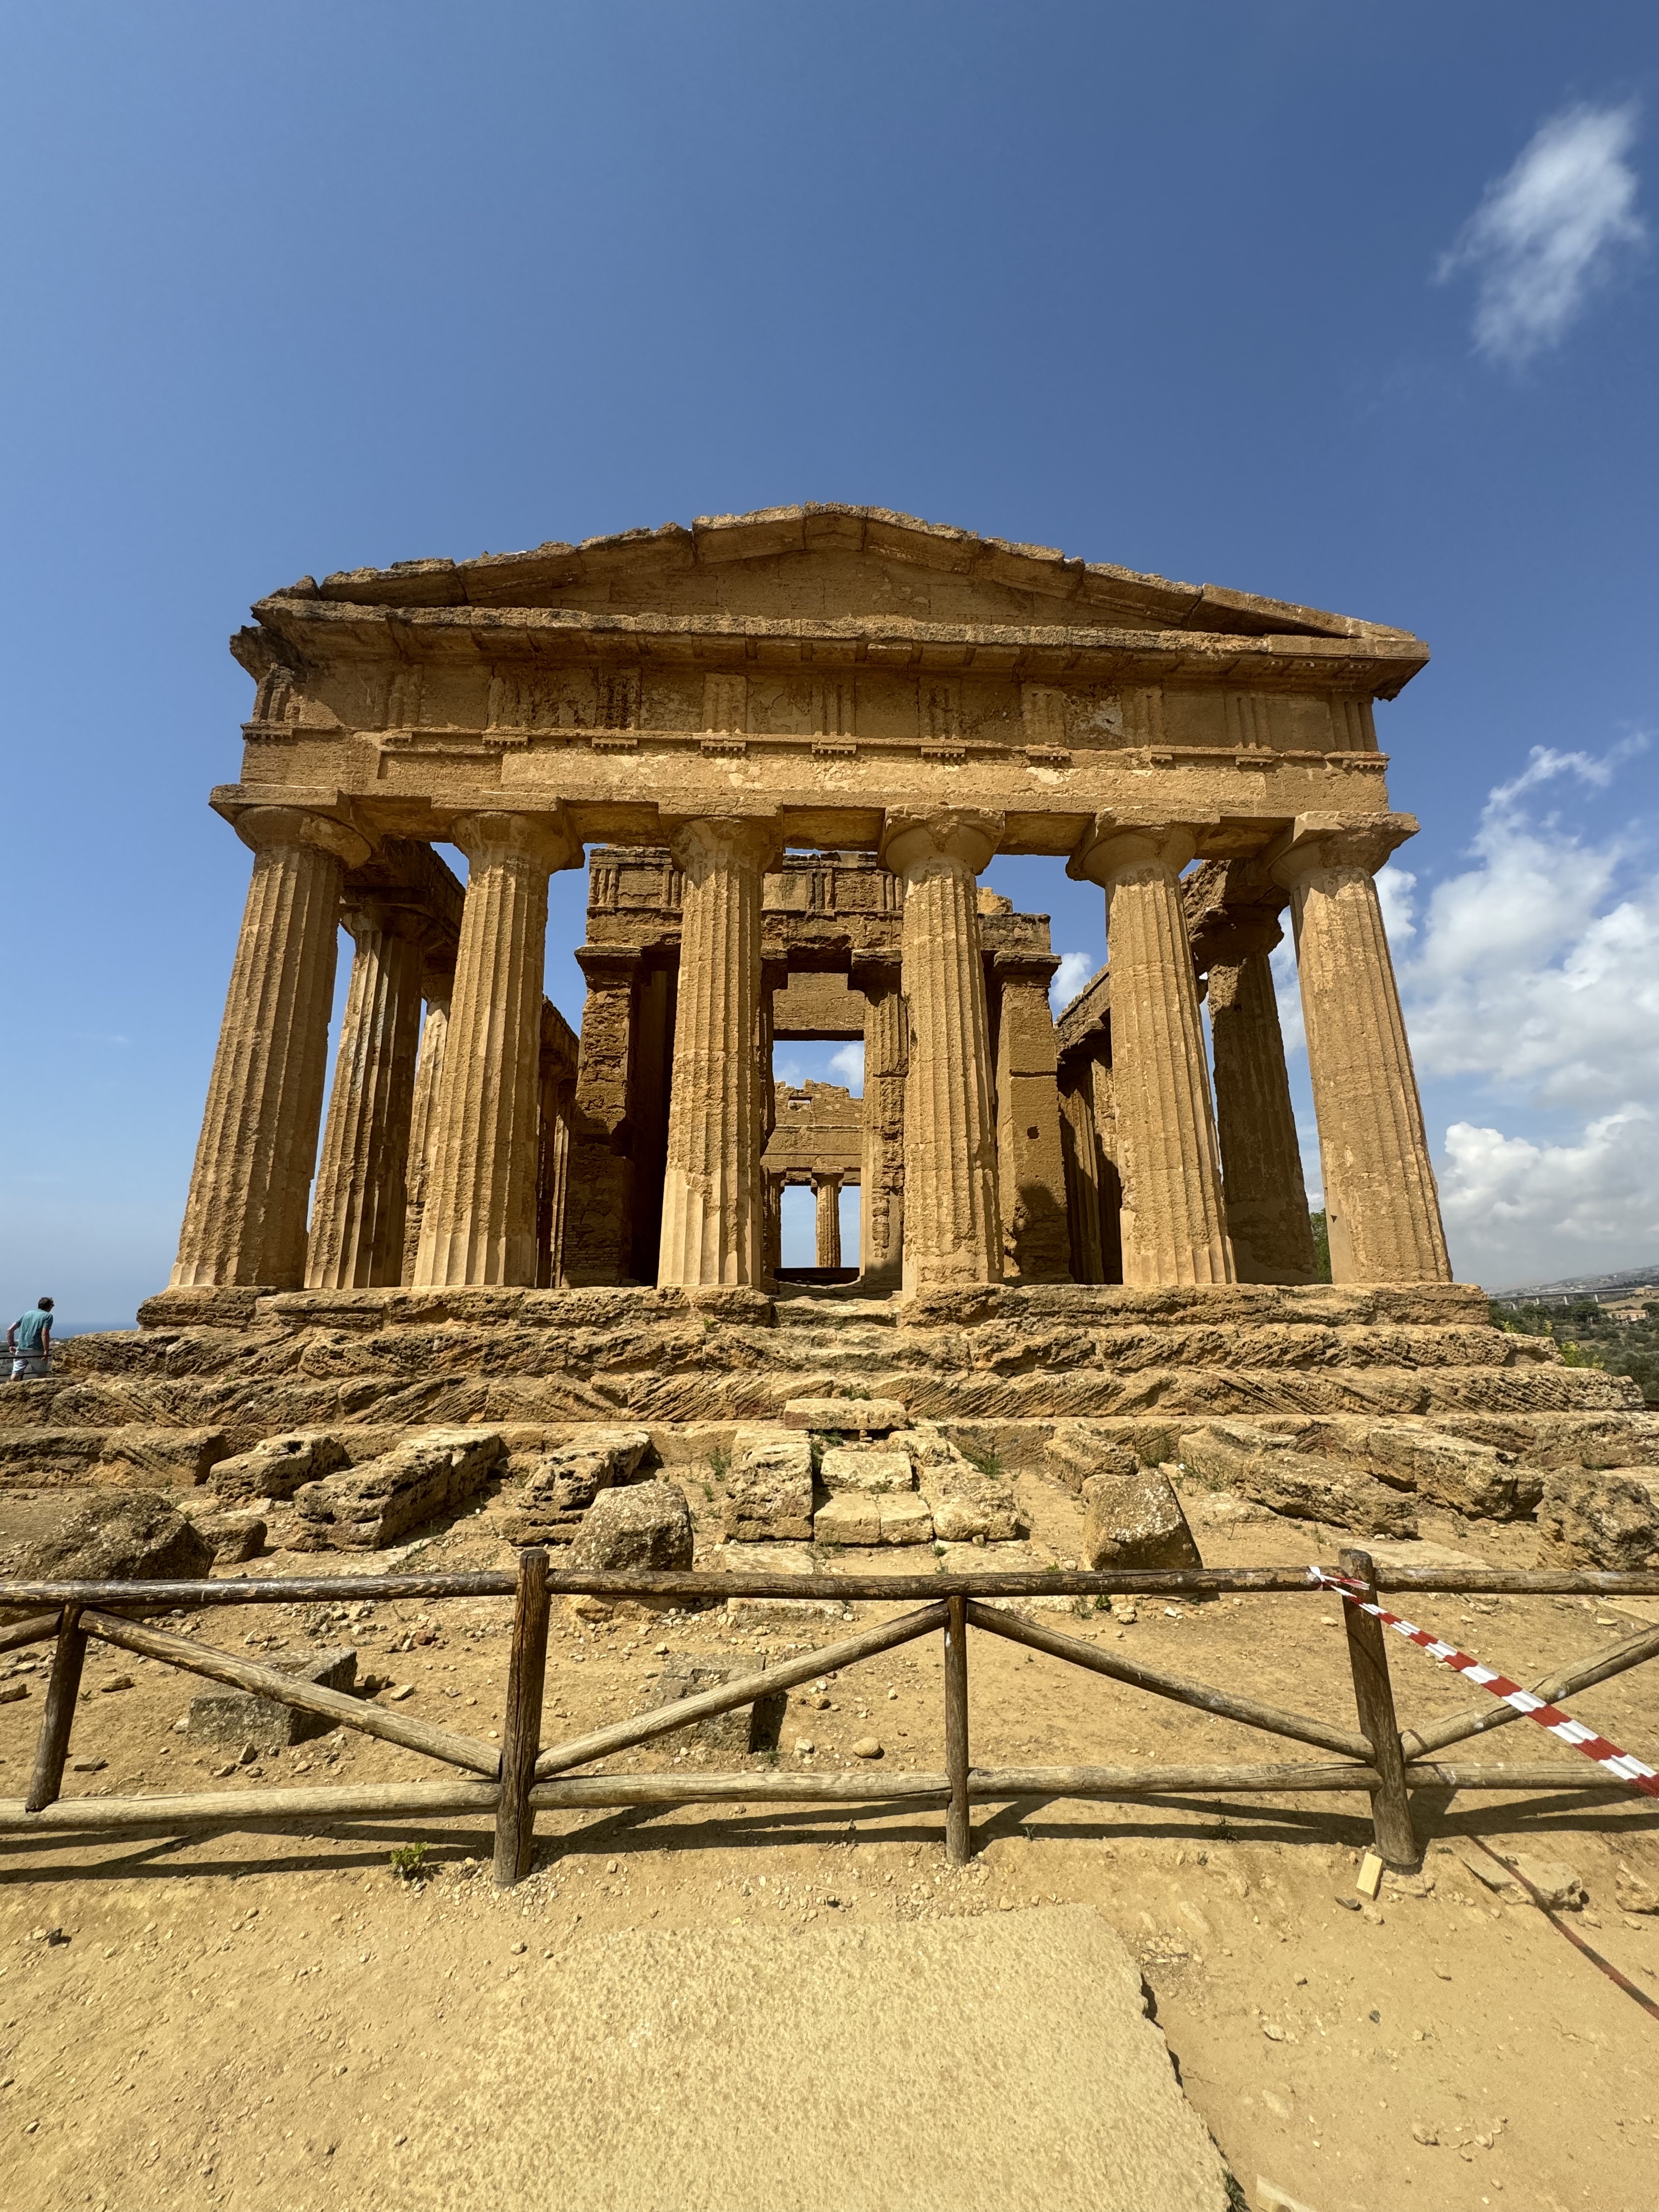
452;808;580;876
1268;811;1418;890
665;814;785;879
1068;814;1215;888
235;805;371;869
880;809;1004;882
991;948;1062;988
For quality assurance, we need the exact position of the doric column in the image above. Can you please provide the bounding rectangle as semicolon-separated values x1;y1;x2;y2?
814;1174;843;1267
172;805;369;1289
1070;820;1232;1286
657;817;782;1288
1199;907;1318;1284
305;902;428;1289
993;952;1072;1282
400;952;454;1284
879;810;1003;1294
414;809;579;1287
1273;814;1451;1284
853;956;906;1290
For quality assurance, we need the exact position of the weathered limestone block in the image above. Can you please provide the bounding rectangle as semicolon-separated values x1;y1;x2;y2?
1537;1468;1659;1570
187;1646;357;1750
642;1656;787;1754
291;1427;505;1549
1362;1421;1541;1521
814;1491;935;1546
783;1396;909;1435
723;1426;815;1542
819;1446;915;1496
172;807;369;1290
1274;819;1451;1285
1070;822;1232;1288
1080;1468;1201;1571
1043;1420;1143;1494
210;1430;348;1504
500;1425;654;1544
924;1463;1028;1544
1178;1420;1418;1537
569;1480;695;1572
14;1491;215;1584
180;1506;267;1563
0;1426;233;1489
880;810;1003;1292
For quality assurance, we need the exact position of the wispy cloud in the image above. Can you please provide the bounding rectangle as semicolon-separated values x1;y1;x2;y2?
1051;950;1095;1012
1437;102;1645;364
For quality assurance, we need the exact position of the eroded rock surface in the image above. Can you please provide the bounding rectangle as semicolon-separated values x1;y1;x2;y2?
501;1426;653;1545
1537;1466;1659;1570
723;1427;814;1542
291;1427;505;1550
211;1430;348;1504
13;1490;216;1585
1080;1466;1201;1571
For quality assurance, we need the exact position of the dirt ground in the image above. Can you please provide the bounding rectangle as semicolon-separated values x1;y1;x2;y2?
2;1467;1657;2212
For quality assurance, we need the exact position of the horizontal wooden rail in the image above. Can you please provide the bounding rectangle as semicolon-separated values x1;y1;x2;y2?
0;1612;61;1655
967;1760;1380;1801
964;1600;1372;1763
81;1610;499;1778
0;1780;499;1835
7;1566;1659;1614
1403;1618;1659;1762
533;1603;948;1781
1407;1762;1647;1792
532;1772;953;1809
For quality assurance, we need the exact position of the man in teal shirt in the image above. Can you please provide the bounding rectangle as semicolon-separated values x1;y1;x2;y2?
8;1296;54;1380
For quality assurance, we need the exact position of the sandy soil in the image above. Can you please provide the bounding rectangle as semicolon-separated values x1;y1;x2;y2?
2;1468;1657;2212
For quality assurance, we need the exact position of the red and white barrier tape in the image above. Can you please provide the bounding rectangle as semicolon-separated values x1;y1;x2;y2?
1307;1566;1659;1799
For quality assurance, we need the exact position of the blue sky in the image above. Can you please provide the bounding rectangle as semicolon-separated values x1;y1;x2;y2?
2;3;1655;1321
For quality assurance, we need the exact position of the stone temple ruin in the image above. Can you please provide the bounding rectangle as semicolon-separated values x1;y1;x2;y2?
11;505;1656;1567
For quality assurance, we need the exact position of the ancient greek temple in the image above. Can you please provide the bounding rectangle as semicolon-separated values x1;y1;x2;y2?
168;505;1451;1302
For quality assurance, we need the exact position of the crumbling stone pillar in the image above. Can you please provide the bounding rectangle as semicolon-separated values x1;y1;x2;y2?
993;952;1072;1282
561;949;641;1285
306;902;427;1289
1202;909;1318;1284
814;1174;843;1267
1274;816;1451;1284
880;810;1003;1294
171;805;369;1289
400;954;454;1285
853;957;906;1290
414;809;579;1287
657;817;782;1288
1070;821;1232;1285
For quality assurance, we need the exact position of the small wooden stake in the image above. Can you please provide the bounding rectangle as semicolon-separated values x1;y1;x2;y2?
494;1547;551;1888
25;1606;88;1814
1338;1547;1420;1870
944;1594;971;1865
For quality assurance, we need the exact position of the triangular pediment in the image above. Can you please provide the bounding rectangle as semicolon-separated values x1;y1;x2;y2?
259;505;1413;645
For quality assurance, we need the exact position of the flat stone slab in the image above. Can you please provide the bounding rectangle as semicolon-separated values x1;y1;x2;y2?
784;1396;910;1436
399;1906;1234;2212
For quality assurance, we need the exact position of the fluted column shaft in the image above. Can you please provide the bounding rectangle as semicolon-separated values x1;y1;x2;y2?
657;818;780;1288
993;955;1072;1282
400;962;453;1284
1276;825;1451;1284
414;811;578;1287
814;1175;844;1267
881;811;1003;1294
1071;824;1232;1285
854;959;906;1289
306;905;427;1288
1203;913;1318;1284
172;806;368;1289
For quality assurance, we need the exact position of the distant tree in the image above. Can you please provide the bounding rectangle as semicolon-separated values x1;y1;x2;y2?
1309;1210;1332;1283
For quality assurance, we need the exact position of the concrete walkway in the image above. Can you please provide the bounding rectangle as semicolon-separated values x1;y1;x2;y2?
399;1905;1234;2212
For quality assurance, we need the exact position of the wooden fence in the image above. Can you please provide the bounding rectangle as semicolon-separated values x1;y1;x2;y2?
2;1553;1656;1885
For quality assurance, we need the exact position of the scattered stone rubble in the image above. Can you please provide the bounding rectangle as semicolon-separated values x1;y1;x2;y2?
500;1426;653;1545
211;1430;348;1504
291;1427;505;1551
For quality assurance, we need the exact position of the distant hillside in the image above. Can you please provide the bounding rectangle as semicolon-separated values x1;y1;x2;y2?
1493;1262;1659;1301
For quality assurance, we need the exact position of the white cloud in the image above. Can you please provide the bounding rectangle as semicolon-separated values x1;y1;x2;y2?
1440;1108;1659;1286
1051;950;1096;1011
828;1042;865;1094
1437;102;1645;363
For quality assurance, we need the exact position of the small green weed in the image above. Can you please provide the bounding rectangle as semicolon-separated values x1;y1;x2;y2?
709;1446;731;1482
388;1841;432;1883
963;1444;1005;1480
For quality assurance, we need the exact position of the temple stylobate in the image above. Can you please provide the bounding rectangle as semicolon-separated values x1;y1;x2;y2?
170;504;1451;1301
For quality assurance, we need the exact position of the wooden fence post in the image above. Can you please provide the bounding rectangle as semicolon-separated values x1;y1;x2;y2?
26;1606;88;1815
493;1548;551;1887
1338;1546;1419;1869
944;1594;971;1865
